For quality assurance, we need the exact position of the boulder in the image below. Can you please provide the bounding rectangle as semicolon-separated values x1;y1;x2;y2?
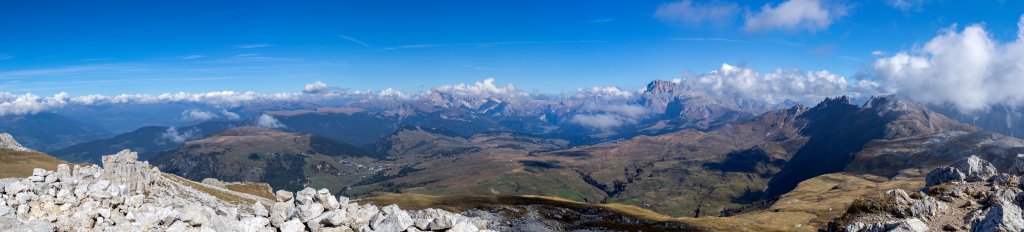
276;190;294;202
252;201;269;217
316;188;341;211
297;202;325;222
926;155;997;187
449;220;480;232
373;205;414;232
1010;154;1024;175
179;206;210;226
885;189;914;206
270;201;295;227
296;188;316;205
846;219;928;232
972;201;1024;232
908;198;947;219
280;218;306;232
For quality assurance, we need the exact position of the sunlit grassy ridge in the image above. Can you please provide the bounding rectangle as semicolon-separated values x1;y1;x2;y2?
0;148;69;178
359;172;924;231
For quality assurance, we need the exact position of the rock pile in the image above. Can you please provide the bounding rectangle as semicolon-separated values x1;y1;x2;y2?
836;155;1024;232
0;149;493;231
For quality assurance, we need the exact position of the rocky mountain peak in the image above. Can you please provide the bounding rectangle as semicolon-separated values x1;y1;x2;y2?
813;95;854;109
0;133;31;152
644;79;682;94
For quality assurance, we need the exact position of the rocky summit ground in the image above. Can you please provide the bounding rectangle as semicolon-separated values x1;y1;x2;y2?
832;155;1024;231
0;149;494;232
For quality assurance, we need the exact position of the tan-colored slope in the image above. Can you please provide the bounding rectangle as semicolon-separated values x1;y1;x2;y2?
0;148;70;178
360;172;922;232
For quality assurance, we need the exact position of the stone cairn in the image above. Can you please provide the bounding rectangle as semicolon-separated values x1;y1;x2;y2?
0;149;494;232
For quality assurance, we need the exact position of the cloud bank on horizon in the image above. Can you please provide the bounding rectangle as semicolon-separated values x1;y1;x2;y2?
1;0;1023;117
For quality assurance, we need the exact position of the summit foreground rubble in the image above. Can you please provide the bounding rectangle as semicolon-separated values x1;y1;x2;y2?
0;149;493;232
834;155;1024;232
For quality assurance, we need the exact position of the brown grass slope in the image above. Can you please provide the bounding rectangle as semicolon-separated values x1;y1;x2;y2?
0;148;70;178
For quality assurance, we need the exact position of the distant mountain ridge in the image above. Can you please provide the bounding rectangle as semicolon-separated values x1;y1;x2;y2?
50;121;239;164
0;112;110;152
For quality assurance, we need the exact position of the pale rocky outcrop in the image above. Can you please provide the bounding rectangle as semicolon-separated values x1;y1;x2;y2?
972;201;1024;232
0;133;32;152
845;218;928;232
0;149;493;231
925;155;998;187
843;155;1024;232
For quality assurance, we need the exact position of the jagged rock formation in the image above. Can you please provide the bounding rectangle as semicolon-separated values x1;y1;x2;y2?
0;133;32;152
0;149;492;231
833;155;1024;231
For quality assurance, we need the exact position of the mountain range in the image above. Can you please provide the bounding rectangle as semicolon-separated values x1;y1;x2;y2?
5;79;1024;230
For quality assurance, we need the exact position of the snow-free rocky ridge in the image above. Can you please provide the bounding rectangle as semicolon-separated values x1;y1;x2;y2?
0;133;32;152
0;149;493;231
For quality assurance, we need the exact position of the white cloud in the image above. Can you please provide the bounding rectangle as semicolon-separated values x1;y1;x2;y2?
575;86;635;99
0;90;302;116
570;114;633;131
433;78;527;98
0;92;70;116
304;81;329;94
587;18;616;23
160;127;196;143
221;109;241;120
654;0;740;26
886;0;927;11
676;63;878;104
69;91;300;106
570;102;651;130
256;114;286;129
744;0;845;32
181;109;218;121
338;35;371;47
874;16;1024;112
871;50;886;56
234;43;273;49
378;88;409;98
180;55;204;60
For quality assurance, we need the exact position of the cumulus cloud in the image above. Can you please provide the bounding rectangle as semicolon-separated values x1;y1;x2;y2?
255;114;286;129
0;92;70;116
221;110;241;120
677;63;879;104
744;0;846;32
180;109;218;121
178;109;241;121
377;88;409;98
433;78;526;98
575;86;635;99
160;127;196;143
654;0;740;26
874;16;1024;112
303;81;329;94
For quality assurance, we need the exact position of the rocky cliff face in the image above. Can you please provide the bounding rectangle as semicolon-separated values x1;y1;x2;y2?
0;149;492;231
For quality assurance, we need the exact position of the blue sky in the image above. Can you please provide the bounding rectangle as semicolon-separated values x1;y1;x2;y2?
1;0;1023;96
